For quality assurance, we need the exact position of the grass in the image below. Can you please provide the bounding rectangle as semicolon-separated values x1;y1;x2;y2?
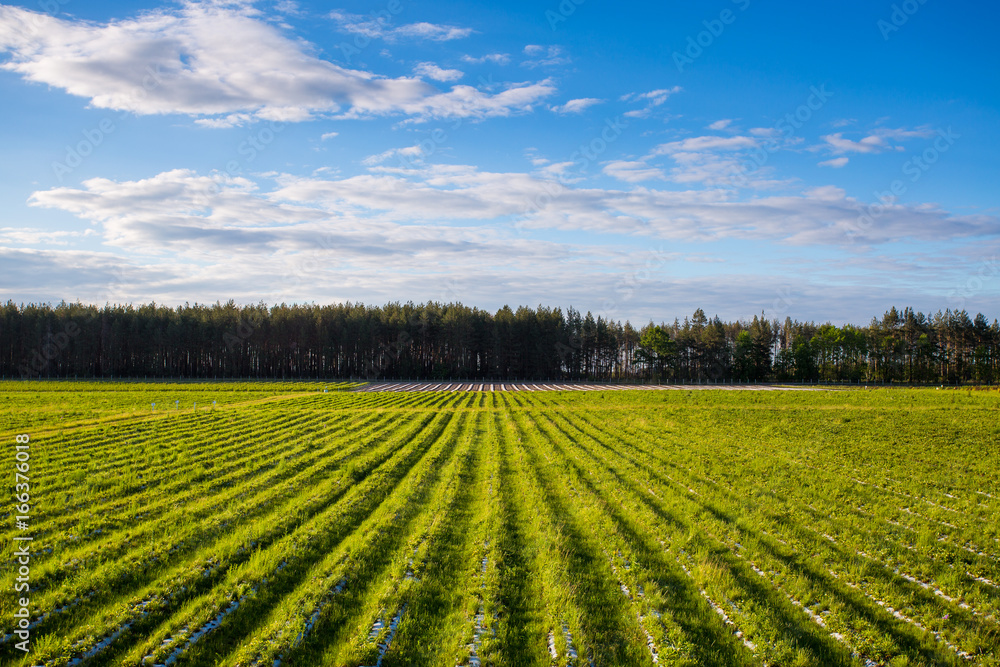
0;384;998;666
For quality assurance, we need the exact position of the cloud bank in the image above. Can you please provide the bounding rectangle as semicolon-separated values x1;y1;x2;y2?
0;3;553;125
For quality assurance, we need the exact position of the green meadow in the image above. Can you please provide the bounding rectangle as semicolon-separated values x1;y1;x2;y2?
1;383;998;666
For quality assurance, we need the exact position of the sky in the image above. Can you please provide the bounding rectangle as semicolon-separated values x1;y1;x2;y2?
0;0;997;325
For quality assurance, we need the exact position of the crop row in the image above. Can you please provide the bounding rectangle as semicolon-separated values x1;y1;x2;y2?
2;388;997;665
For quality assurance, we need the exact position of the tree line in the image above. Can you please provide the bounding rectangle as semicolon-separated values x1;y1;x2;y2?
1;301;997;384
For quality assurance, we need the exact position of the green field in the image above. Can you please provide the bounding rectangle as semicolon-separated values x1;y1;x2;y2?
1;384;999;666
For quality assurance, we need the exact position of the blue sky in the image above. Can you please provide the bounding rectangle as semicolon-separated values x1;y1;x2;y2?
0;0;997;324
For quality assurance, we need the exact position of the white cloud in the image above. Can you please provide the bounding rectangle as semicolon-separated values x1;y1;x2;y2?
321;131;339;141
635;88;681;105
643;134;803;187
393;22;474;41
550;97;603;114
666;153;752;186
362;145;424;166
28;170;314;254
602;161;666;183
413;62;464;82
461;53;510;65
621;86;682;118
329;11;474;42
819;157;849;168
0;4;548;125
535;161;580;183
20;168;647;311
0;227;96;246
876;126;936;141
819;133;891;154
8;242;988;325
652;135;758;155
29;166;996;256
521;45;570;68
816;126;936;155
0;246;159;304
18;166;1000;319
623;108;651;119
358;79;555;123
749;127;782;139
274;1;302;16
194;113;256;129
708;119;733;130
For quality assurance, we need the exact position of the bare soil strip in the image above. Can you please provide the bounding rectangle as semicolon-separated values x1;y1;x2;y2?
356;381;826;392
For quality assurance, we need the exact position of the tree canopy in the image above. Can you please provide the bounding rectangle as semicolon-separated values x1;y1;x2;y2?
2;301;997;383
